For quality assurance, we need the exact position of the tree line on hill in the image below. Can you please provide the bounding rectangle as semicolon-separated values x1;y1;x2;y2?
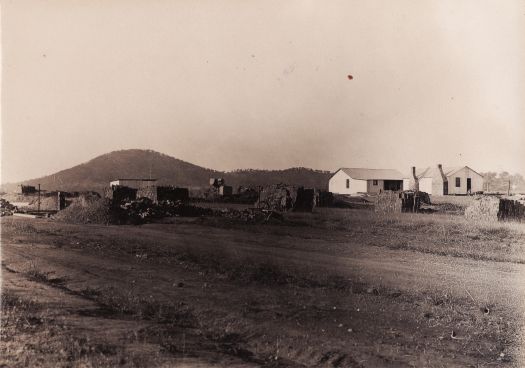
0;150;332;194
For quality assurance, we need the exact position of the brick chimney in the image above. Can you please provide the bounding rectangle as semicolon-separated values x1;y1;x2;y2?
412;166;419;191
437;164;448;182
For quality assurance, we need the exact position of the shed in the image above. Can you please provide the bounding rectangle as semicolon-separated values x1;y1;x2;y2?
17;185;37;195
329;168;407;195
109;179;158;203
110;178;157;189
218;185;233;196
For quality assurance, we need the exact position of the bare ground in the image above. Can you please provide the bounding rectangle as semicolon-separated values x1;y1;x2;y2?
1;210;524;367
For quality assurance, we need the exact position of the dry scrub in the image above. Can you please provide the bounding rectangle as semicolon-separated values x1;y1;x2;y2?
2;213;523;367
195;208;525;264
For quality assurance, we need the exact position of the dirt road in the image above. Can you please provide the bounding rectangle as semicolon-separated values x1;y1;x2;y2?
1;217;523;367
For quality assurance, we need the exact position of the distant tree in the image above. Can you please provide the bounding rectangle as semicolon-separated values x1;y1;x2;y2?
499;171;510;181
510;173;525;193
481;172;498;191
481;171;525;193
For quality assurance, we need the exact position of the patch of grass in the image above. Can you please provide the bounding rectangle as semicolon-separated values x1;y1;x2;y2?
4;219;39;234
286;209;525;263
26;268;53;283
1;291;132;367
65;336;119;358
25;264;66;285
1;218;64;236
172;245;365;293
477;225;513;238
1;291;41;312
79;286;102;299
1;292;47;354
93;286;196;326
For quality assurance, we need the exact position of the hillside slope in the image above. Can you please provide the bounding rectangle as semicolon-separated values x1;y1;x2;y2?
2;149;331;193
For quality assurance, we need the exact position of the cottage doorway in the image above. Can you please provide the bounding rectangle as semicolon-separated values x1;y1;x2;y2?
443;181;448;195
467;178;472;194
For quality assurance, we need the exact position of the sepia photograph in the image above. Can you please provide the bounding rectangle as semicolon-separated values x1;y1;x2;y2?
1;1;524;367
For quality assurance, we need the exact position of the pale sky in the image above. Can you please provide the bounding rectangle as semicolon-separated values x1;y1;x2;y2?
1;0;524;183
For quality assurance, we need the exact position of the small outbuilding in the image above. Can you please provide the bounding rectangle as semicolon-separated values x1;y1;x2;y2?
17;185;37;195
110;178;157;189
329;168;407;195
218;185;233;196
410;164;483;195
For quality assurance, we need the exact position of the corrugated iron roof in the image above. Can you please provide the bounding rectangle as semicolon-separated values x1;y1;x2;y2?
414;166;482;179
338;168;405;180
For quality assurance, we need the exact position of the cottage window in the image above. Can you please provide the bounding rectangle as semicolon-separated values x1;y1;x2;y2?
346;179;350;189
455;177;461;187
373;180;378;186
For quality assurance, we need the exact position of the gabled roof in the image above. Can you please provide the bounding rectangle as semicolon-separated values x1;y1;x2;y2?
414;166;483;179
336;168;405;180
415;167;460;179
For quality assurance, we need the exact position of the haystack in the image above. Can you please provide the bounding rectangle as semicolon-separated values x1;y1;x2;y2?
466;195;525;222
0;198;17;216
256;184;297;212
374;191;402;213
464;196;501;222
25;196;59;211
254;184;317;212
373;191;428;213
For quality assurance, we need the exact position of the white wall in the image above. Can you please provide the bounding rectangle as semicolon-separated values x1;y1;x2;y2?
366;179;383;193
418;178;433;194
402;179;410;191
110;180;156;189
329;171;367;194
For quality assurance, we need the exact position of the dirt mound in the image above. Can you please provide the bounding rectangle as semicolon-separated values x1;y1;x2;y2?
54;195;284;225
1;198;17;216
115;198;282;224
20;196;58;211
53;198;113;224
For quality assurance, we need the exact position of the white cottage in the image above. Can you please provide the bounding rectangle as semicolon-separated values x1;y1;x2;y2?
411;165;483;195
329;168;407;195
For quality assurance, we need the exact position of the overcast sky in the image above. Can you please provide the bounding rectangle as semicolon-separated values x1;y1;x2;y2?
1;0;524;183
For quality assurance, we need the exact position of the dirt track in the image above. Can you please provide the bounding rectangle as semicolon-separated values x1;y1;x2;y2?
1;217;524;367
